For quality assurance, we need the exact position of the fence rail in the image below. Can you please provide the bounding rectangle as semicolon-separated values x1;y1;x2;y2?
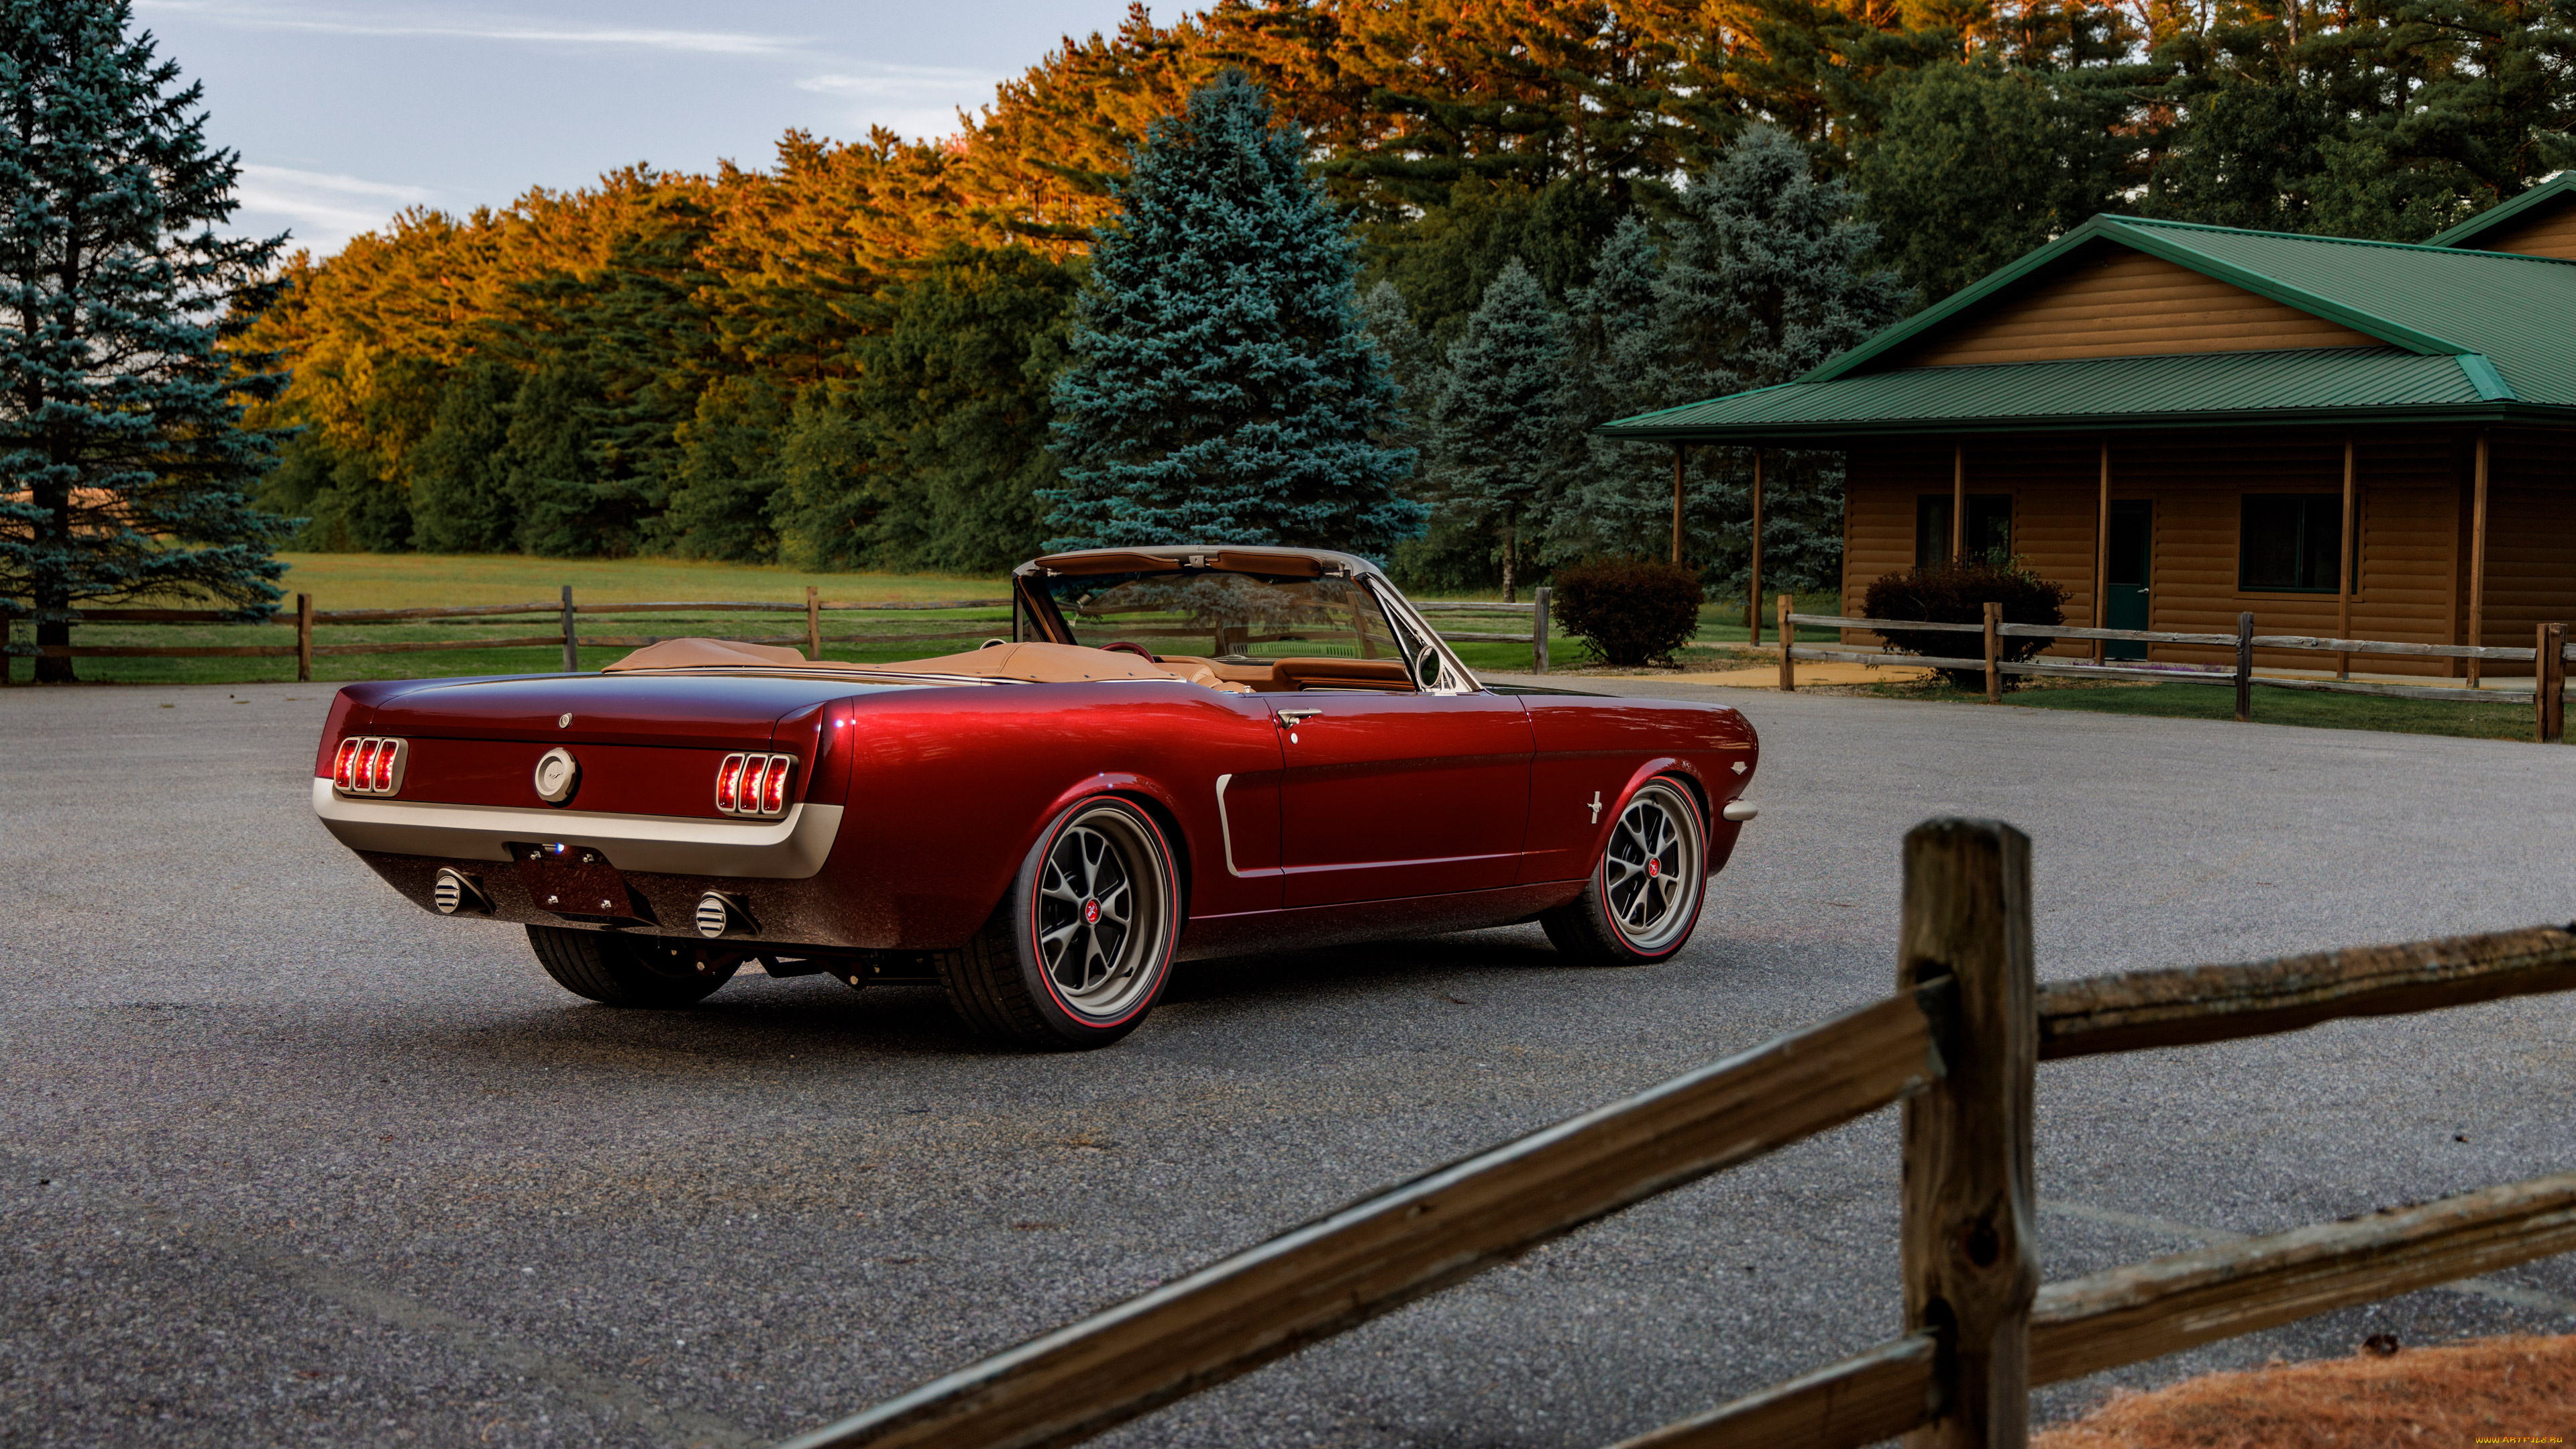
3;585;1554;680
1776;600;2572;741
771;824;2576;1449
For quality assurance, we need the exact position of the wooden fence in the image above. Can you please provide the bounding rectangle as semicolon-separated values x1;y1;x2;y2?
1;586;1554;681
1776;598;2573;742
769;819;2576;1449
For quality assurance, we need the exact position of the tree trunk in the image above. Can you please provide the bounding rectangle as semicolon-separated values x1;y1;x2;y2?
32;480;72;684
1501;522;1517;605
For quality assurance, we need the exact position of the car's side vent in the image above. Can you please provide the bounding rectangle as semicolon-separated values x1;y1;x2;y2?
714;753;795;817
331;737;409;796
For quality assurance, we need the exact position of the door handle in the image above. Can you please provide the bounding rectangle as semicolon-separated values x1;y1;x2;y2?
1276;708;1323;725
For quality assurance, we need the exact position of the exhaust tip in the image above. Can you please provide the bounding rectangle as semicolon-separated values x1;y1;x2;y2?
696;892;753;939
433;868;490;915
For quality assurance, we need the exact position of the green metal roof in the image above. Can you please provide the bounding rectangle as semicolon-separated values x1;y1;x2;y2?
2425;173;2576;251
1599;211;2576;444
1595;347;2516;443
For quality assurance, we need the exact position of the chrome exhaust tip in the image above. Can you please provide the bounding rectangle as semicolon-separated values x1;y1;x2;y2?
696;892;753;939
433;868;491;915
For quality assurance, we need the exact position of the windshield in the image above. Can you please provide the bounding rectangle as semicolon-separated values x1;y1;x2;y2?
1034;569;1415;663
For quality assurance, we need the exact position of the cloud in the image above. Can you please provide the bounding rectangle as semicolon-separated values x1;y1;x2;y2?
137;1;804;56
795;65;1002;141
229;164;441;254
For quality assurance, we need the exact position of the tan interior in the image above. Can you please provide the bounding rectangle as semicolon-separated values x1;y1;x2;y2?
602;636;1413;694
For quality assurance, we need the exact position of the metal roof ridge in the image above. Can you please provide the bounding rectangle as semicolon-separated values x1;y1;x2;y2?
2455;354;2518;401
2108;212;2576;262
2425;172;2576;250
1597;378;1799;431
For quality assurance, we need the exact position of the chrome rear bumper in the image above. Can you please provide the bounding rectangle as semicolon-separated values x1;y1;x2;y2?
311;778;844;879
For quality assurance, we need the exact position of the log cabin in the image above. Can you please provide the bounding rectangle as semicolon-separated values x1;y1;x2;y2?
1597;179;2576;679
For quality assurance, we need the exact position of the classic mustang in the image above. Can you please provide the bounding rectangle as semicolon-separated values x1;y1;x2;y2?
312;546;1760;1049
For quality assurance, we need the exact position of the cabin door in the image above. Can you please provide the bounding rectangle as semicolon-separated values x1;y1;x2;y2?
2104;500;2152;659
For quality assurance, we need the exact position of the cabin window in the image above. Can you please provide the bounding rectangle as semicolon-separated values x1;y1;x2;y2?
2239;494;2343;592
1916;494;2014;568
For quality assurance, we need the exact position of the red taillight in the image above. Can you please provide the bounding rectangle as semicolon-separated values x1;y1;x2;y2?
355;740;382;791
333;739;360;789
331;737;405;795
372;742;396;792
714;753;792;816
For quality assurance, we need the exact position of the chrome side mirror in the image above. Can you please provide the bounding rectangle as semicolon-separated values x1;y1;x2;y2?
1411;644;1444;690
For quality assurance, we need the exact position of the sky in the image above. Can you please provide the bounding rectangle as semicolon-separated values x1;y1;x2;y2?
132;0;1156;257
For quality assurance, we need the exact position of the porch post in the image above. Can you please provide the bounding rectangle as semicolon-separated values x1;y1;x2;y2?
1749;450;1764;649
2468;432;2490;688
1671;446;1686;566
1951;443;1966;563
2093;441;2110;667
2338;439;2355;680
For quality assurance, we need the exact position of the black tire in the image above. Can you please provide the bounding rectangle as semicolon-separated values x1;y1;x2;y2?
1540;776;1709;966
936;795;1181;1050
526;926;738;1007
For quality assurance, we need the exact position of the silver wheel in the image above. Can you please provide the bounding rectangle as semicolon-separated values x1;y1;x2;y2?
1601;781;1705;954
1031;806;1171;1020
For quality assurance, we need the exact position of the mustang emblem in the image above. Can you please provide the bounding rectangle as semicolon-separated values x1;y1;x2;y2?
1083;899;1102;924
1646;858;1661;878
532;747;580;804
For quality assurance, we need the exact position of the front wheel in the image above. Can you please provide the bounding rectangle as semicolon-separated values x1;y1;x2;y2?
1540;777;1709;965
526;926;738;1006
936;796;1181;1050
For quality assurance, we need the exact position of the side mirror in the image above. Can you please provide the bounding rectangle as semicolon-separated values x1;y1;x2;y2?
1412;644;1444;690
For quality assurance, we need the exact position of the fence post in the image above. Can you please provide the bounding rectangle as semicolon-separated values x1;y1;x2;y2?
2234;611;2254;722
1777;593;1794;692
2538;623;2565;745
1900;819;2037;1449
296;592;313;683
560;586;579;674
1982;602;2000;704
806;584;822;660
1532;586;1550;676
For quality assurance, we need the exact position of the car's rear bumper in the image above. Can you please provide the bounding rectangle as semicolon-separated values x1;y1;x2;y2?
310;778;844;879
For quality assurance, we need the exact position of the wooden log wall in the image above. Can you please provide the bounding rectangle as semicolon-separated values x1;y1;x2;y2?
1843;429;2478;678
1897;251;2379;367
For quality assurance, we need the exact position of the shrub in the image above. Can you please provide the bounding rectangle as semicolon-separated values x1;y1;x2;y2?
1553;557;1703;667
1862;559;2071;690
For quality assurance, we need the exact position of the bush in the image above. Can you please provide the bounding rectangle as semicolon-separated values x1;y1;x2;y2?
1862;559;2070;690
1554;557;1703;667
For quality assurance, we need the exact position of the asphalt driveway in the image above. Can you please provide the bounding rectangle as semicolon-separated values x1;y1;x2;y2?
3;679;2571;1448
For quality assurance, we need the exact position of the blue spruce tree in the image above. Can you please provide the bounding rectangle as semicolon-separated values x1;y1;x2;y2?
0;0;291;681
1045;71;1425;555
1426;260;1570;602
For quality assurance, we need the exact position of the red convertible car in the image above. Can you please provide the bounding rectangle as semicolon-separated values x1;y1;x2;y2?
313;546;1760;1049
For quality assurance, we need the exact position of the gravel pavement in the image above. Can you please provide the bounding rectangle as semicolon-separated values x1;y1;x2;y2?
4;678;2572;1448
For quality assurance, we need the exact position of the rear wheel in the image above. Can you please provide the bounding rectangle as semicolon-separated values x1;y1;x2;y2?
937;796;1180;1049
1540;777;1708;965
526;926;738;1007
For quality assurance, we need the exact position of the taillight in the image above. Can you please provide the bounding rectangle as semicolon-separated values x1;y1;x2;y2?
331;737;407;796
714;753;794;817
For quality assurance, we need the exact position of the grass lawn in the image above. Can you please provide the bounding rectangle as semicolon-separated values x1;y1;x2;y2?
1856;675;2543;743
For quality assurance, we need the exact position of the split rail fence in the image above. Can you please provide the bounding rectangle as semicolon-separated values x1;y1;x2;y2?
771;818;2576;1449
0;586;1554;682
1776;597;2572;742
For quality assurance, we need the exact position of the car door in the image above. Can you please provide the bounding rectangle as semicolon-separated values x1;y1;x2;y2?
1271;691;1534;907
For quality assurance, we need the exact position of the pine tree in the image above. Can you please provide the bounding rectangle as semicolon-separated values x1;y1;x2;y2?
1575;128;1907;593
0;0;290;681
1045;70;1426;555
1425;260;1570;602
408;359;521;553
